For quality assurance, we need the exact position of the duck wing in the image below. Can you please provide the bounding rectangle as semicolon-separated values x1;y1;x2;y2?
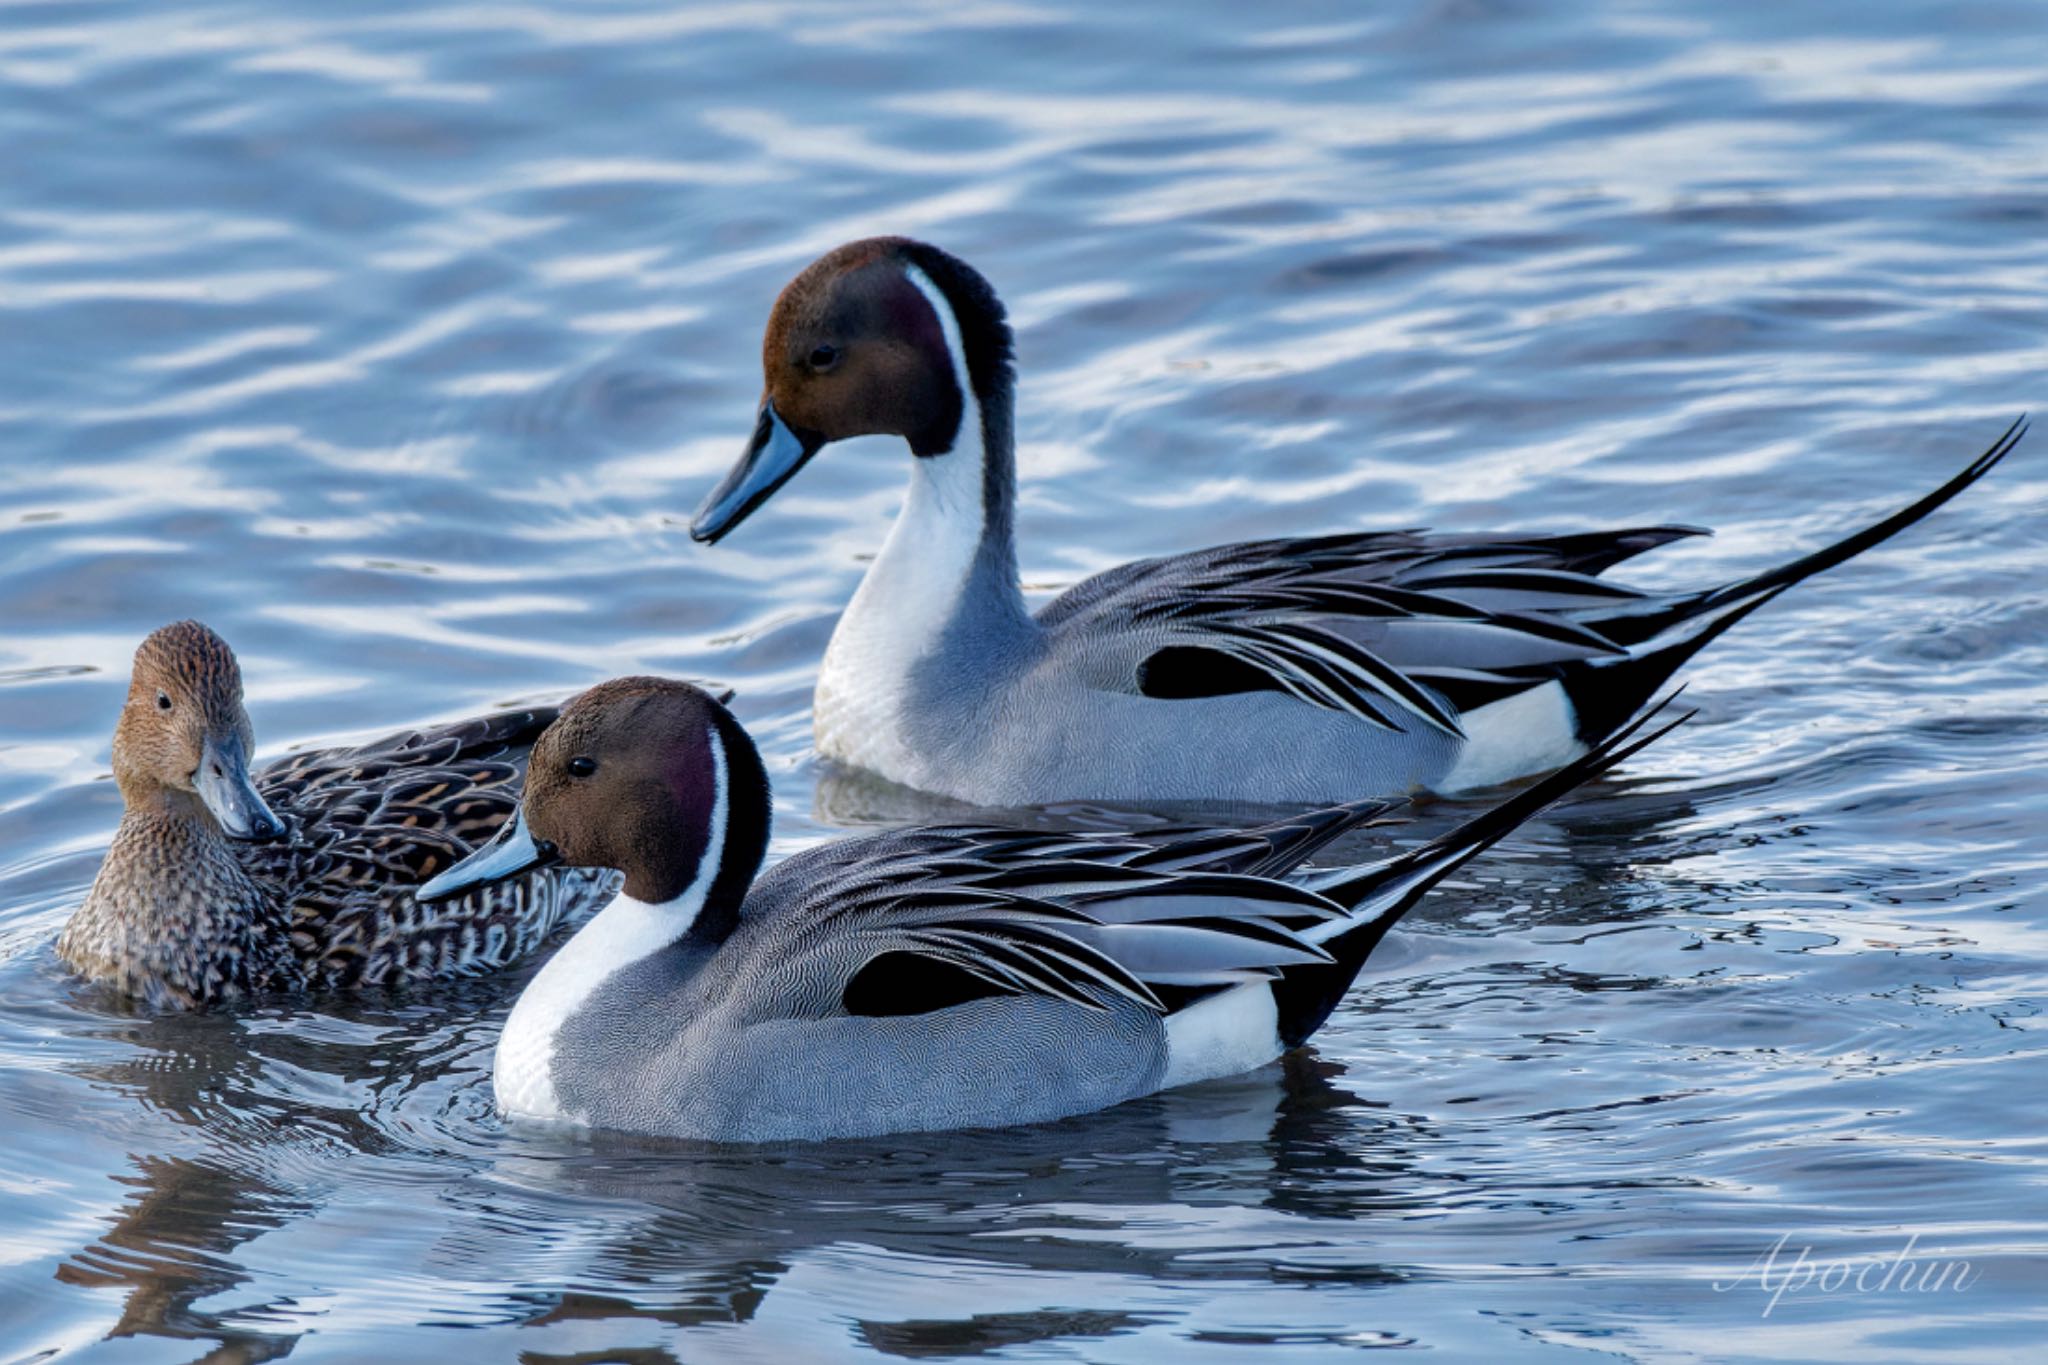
914;798;1403;882
243;707;611;986
753;824;1357;1021
1039;527;1699;736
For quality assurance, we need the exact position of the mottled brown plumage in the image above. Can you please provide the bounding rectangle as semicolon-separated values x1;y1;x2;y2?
58;622;611;1009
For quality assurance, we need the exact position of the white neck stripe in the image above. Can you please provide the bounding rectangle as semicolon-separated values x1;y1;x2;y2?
902;262;982;469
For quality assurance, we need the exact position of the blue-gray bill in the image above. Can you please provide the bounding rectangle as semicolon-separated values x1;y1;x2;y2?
416;808;556;903
689;401;822;544
195;733;285;842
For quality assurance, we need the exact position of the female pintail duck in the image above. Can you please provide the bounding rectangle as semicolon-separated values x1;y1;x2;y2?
57;621;615;1009
689;236;2024;807
419;677;1683;1143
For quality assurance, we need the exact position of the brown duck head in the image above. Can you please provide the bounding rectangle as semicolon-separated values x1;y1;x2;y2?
113;621;284;842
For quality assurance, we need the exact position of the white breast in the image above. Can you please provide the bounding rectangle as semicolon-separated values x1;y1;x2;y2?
813;473;980;784
493;892;682;1120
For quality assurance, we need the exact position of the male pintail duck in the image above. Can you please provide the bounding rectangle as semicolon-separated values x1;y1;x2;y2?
689;236;2024;807
57;621;614;1008
419;677;1684;1143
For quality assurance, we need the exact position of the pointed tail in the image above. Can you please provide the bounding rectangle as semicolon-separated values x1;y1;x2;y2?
1563;415;2026;742
1271;695;1689;1046
1692;414;2024;618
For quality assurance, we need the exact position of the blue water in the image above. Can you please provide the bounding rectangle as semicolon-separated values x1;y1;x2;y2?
2;1;2046;1360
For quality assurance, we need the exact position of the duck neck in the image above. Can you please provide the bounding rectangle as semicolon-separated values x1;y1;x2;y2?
884;393;1024;619
845;264;1032;653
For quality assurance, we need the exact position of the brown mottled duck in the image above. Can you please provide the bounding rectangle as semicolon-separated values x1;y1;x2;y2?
57;621;614;1009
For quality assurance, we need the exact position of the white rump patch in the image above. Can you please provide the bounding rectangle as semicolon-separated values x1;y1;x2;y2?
1162;982;1283;1090
1437;680;1585;794
494;731;730;1122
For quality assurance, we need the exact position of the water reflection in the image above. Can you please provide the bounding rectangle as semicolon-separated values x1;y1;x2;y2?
854;1309;1158;1359
480;1050;1423;1345
56;1155;305;1364
54;1011;325;1362
43;979;529;1359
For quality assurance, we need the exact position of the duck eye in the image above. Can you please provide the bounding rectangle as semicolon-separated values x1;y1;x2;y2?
156;690;172;712
808;343;840;372
567;756;597;778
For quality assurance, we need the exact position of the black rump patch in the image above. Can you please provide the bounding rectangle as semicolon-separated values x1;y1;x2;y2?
1136;646;1285;701
843;952;1015;1017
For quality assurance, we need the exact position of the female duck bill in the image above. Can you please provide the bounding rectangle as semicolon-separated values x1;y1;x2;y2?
193;729;285;843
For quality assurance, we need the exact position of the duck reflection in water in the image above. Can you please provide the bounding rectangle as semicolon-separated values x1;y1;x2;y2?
483;1048;1426;1360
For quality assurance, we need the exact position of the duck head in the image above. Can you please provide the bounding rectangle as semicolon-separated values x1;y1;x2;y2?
114;621;285;842
691;236;1014;544
419;679;771;929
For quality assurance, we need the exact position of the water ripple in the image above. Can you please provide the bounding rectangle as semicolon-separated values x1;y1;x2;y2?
1;0;2045;1359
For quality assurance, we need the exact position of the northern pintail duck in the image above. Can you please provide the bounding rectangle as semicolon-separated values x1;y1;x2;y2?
57;621;614;1008
419;677;1683;1143
689;236;2023;807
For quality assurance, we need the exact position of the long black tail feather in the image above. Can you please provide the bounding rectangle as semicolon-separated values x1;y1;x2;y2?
1565;415;2026;742
1692;414;2025;618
